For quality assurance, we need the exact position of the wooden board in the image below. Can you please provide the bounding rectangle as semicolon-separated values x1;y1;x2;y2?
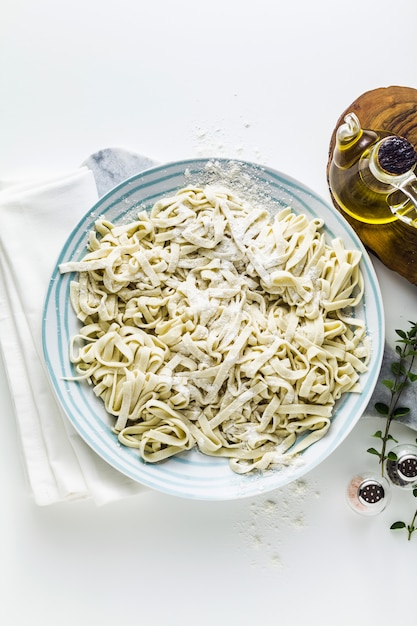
326;86;417;285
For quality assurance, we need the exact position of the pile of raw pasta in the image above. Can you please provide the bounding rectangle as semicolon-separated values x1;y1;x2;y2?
59;184;369;474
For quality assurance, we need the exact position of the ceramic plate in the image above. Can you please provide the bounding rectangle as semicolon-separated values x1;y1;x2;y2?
42;158;384;499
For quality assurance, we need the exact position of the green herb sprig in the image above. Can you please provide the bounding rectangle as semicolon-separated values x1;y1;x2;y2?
390;482;417;541
367;321;417;475
366;321;417;541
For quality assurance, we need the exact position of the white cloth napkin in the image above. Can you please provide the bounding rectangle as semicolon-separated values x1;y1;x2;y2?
0;168;145;505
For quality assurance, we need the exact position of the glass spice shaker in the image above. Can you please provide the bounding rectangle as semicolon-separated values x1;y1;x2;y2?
346;473;391;516
385;444;417;489
329;112;417;227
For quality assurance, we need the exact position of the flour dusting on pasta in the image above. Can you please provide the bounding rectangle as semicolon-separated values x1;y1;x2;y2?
59;184;370;474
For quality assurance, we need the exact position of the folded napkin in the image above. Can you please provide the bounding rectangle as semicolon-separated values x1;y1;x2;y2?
0;150;155;505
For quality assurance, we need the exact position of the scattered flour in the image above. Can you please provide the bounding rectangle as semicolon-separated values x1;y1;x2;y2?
192;119;268;164
235;478;320;570
183;158;280;221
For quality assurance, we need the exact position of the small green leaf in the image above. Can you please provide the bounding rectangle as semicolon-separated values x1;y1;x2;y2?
390;521;406;530
382;378;395;390
393;381;406;394
375;402;389;416
391;362;406;376
372;430;383;439
367;447;381;457
409;322;417;336
386;434;398;443
393;407;410;418
408;372;417;382
395;329;407;339
387;451;398;461
413;487;417;498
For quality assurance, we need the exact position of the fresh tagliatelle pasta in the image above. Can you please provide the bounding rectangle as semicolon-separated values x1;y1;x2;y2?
59;184;370;474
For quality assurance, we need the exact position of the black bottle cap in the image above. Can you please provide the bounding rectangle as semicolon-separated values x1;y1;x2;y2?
377;136;417;175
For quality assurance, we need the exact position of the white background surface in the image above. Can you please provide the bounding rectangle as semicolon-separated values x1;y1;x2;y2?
1;1;417;625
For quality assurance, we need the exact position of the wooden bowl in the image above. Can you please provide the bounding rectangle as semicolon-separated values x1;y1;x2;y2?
326;85;417;285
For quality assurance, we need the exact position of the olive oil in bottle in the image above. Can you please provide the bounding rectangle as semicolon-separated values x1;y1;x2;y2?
329;112;417;225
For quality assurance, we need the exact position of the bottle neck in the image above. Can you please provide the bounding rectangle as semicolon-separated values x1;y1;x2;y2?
368;137;417;227
370;136;417;182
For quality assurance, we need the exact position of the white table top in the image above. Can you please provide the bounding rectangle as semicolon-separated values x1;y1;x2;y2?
1;1;417;624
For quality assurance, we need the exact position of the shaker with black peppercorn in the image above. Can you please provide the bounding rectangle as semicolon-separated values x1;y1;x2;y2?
386;444;417;489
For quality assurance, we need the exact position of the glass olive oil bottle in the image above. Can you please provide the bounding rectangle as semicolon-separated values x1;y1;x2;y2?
329;112;417;226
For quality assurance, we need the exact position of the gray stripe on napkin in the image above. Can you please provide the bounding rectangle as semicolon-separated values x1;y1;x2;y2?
365;343;417;430
83;147;157;197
